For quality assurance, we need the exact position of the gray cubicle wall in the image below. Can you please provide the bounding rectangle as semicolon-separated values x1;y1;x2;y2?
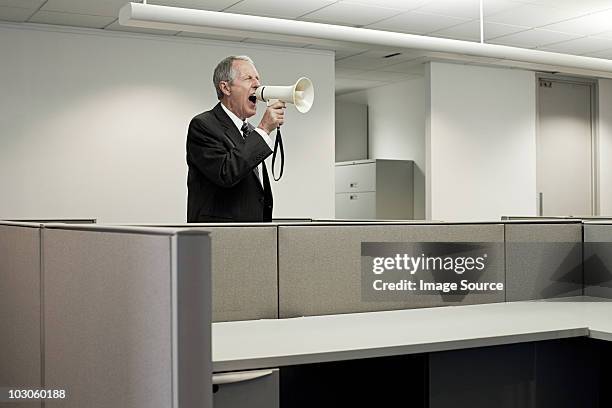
0;222;212;408
505;222;583;301
41;225;211;408
0;222;42;408
278;223;505;318
129;224;278;322
584;222;612;299
206;226;278;322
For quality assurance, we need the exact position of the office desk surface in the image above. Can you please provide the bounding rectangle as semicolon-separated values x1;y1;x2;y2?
212;297;612;372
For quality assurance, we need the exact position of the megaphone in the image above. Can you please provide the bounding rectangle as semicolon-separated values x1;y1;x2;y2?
255;77;314;113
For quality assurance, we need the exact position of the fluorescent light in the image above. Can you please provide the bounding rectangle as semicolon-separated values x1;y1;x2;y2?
119;2;612;77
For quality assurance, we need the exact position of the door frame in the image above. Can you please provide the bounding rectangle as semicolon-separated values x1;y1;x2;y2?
535;74;599;216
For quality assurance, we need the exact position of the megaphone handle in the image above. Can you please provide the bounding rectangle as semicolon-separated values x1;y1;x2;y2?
267;98;280;107
271;126;284;181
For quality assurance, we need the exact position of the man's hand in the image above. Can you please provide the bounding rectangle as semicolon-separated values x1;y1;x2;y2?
258;100;286;134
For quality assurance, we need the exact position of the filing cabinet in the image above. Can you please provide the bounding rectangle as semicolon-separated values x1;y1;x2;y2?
335;159;414;219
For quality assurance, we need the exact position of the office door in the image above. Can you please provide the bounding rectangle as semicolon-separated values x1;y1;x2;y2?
537;78;595;216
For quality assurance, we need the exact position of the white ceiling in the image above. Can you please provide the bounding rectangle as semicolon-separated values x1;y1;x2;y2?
2;0;612;94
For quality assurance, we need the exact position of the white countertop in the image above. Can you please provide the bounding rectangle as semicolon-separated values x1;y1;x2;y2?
212;297;612;372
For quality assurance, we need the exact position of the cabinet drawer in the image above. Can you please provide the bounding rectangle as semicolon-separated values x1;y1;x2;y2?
213;369;279;408
335;192;376;219
335;162;376;193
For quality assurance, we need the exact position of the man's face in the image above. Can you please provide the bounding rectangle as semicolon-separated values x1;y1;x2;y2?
222;60;261;120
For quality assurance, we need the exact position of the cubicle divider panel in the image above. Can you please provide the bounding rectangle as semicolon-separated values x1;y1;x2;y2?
0;223;42;408
505;223;583;301
278;224;505;318
584;223;612;299
206;227;278;322
40;227;213;408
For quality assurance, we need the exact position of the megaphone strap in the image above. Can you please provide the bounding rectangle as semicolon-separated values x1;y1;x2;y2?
272;126;284;182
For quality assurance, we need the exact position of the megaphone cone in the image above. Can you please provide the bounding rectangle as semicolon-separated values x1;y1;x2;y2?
255;77;314;113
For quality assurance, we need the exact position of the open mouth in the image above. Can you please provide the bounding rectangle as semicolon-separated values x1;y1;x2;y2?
248;95;257;104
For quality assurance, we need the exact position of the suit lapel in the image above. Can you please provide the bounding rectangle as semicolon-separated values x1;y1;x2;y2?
212;103;244;148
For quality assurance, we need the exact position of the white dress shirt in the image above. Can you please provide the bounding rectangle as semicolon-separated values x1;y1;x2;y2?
220;103;275;187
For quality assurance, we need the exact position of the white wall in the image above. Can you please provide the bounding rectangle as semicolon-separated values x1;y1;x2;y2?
337;79;426;219
427;62;537;221
0;23;335;223
599;79;612;215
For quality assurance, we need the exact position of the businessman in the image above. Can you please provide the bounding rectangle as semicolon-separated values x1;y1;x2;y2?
186;56;285;222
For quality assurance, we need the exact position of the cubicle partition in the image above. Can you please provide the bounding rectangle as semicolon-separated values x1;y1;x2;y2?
137;220;588;321
127;223;279;322
198;225;277;322
584;222;612;299
0;222;212;408
278;223;505;317
505;222;583;301
5;218;612;408
0;222;42;408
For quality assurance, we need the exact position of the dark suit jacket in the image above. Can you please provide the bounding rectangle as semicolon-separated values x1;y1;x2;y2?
186;103;273;222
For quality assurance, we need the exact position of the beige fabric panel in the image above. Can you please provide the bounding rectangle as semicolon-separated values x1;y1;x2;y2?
207;227;277;322
43;229;173;408
583;224;612;298
279;224;504;318
505;223;583;301
0;225;41;408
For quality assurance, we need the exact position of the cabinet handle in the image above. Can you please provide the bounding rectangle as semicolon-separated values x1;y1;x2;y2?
350;194;358;200
538;192;543;216
213;369;275;385
349;182;358;188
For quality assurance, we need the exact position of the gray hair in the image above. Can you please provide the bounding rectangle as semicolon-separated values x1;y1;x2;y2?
213;55;254;100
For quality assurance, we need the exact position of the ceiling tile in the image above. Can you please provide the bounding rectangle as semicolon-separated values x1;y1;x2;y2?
524;0;612;14
595;30;612;40
480;0;525;16
105;20;180;35
0;0;45;8
583;48;612;59
176;31;249;41
336;50;423;72
540;36;612;55
487;4;582;27
430;20;529;41
541;9;612;36
348;69;421;81
300;2;403;26
0;6;34;21
335;67;370;78
416;0;480;19
335;77;388;94
341;0;429;11
356;49;425;61
148;0;240;11
41;0;130;17
336;52;422;70
305;43;368;59
28;10;116;28
377;56;429;73
225;0;335;19
368;10;470;34
490;28;580;48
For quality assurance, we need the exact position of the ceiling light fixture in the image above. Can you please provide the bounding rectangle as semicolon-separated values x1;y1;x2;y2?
119;2;612;78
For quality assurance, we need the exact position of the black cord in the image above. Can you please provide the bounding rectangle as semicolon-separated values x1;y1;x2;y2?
272;126;284;181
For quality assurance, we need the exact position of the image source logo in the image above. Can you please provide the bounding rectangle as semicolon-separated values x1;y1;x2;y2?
361;242;505;301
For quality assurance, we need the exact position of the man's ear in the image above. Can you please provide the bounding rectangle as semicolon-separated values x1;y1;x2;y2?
219;81;231;97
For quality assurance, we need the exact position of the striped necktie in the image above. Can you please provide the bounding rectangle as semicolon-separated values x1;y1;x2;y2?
241;121;262;184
